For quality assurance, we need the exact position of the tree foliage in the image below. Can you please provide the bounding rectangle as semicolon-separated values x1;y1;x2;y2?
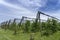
24;20;31;33
0;18;60;36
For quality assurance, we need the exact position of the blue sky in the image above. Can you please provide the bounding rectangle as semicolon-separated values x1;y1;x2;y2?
0;0;60;23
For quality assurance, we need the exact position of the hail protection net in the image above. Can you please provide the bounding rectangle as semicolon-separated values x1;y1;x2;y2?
37;11;60;40
0;11;60;40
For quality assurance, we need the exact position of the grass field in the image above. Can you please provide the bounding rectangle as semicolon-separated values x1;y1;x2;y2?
0;28;60;40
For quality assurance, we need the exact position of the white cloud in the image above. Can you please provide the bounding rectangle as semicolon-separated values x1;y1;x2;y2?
0;0;37;18
18;0;47;11
18;0;40;6
0;0;4;4
18;0;47;6
0;1;21;10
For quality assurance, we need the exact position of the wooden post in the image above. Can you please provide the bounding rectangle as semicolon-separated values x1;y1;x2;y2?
30;33;34;40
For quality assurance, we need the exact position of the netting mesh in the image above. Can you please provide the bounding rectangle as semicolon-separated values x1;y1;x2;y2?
0;11;60;40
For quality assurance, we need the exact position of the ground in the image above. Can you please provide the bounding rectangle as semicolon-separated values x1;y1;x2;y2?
0;28;60;40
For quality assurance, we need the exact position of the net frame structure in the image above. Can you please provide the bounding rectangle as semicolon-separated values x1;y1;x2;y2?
35;11;60;40
0;11;60;40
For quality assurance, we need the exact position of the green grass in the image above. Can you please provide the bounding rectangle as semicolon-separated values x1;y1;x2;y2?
0;28;60;40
